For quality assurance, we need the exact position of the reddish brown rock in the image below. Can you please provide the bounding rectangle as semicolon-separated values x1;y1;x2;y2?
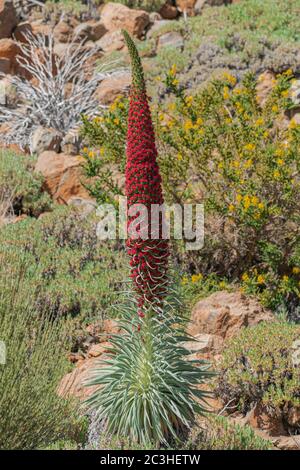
35;151;90;203
245;403;286;436
14;21;51;42
188;290;274;340
58;356;102;400
0;0;17;39
30;127;62;155
89;20;108;41
195;0;228;14
30;21;51;37
0;38;19;74
159;2;178;19
100;2;150;38
256;70;276;106
88;342;111;358
185;333;224;359
85;319;121;342
53;21;73;43
96;29;125;53
95;72;130;105
175;0;197;15
286;406;300;428
58;319;121;400
13;22;33;43
273;435;300;450
0;136;26;154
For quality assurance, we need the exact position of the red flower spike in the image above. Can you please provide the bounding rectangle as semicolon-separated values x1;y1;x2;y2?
122;30;169;315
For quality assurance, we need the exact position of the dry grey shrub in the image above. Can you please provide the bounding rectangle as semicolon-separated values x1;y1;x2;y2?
0;32;126;152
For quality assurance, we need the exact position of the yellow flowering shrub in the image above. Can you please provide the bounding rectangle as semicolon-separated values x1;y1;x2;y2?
81;96;128;205
81;69;300;314
159;68;300;314
180;272;231;309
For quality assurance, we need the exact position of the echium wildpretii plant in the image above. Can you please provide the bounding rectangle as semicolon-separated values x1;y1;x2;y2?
85;31;212;447
124;30;169;316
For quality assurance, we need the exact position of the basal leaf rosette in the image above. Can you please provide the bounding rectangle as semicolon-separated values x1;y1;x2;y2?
85;292;212;446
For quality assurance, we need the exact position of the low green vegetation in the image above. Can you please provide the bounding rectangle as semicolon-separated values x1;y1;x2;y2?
45;0;88;17
145;0;300;80
0;149;52;218
186;415;273;450
104;0;165;11
0;204;128;323
216;321;300;432
0;253;86;449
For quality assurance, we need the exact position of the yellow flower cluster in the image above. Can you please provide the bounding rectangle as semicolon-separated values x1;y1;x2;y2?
223;72;237;86
82;146;105;159
229;193;265;218
235;101;244;114
183;117;204;133
289;118;298;129
185;95;193;108
181;273;203;285
244;143;255;152
257;275;265;285
169;64;177;76
109;95;125;113
191;273;203;283
93;116;104;124
242;272;265;285
223;86;230;100
255;117;264;126
233;87;243;96
273;169;280;179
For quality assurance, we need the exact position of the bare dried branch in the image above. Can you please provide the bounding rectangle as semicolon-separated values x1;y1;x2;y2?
0;32;127;152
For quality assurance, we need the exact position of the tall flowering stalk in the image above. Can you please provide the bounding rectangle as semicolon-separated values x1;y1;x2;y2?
86;32;211;446
123;30;169;316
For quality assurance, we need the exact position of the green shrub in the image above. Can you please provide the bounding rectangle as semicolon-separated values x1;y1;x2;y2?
0;206;128;322
186;415;273;450
216;321;300;432
136;0;300;86
103;0;165;12
81;70;300;315
40;439;80;450
0;253;85;449
0;149;52;217
45;0;88;17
